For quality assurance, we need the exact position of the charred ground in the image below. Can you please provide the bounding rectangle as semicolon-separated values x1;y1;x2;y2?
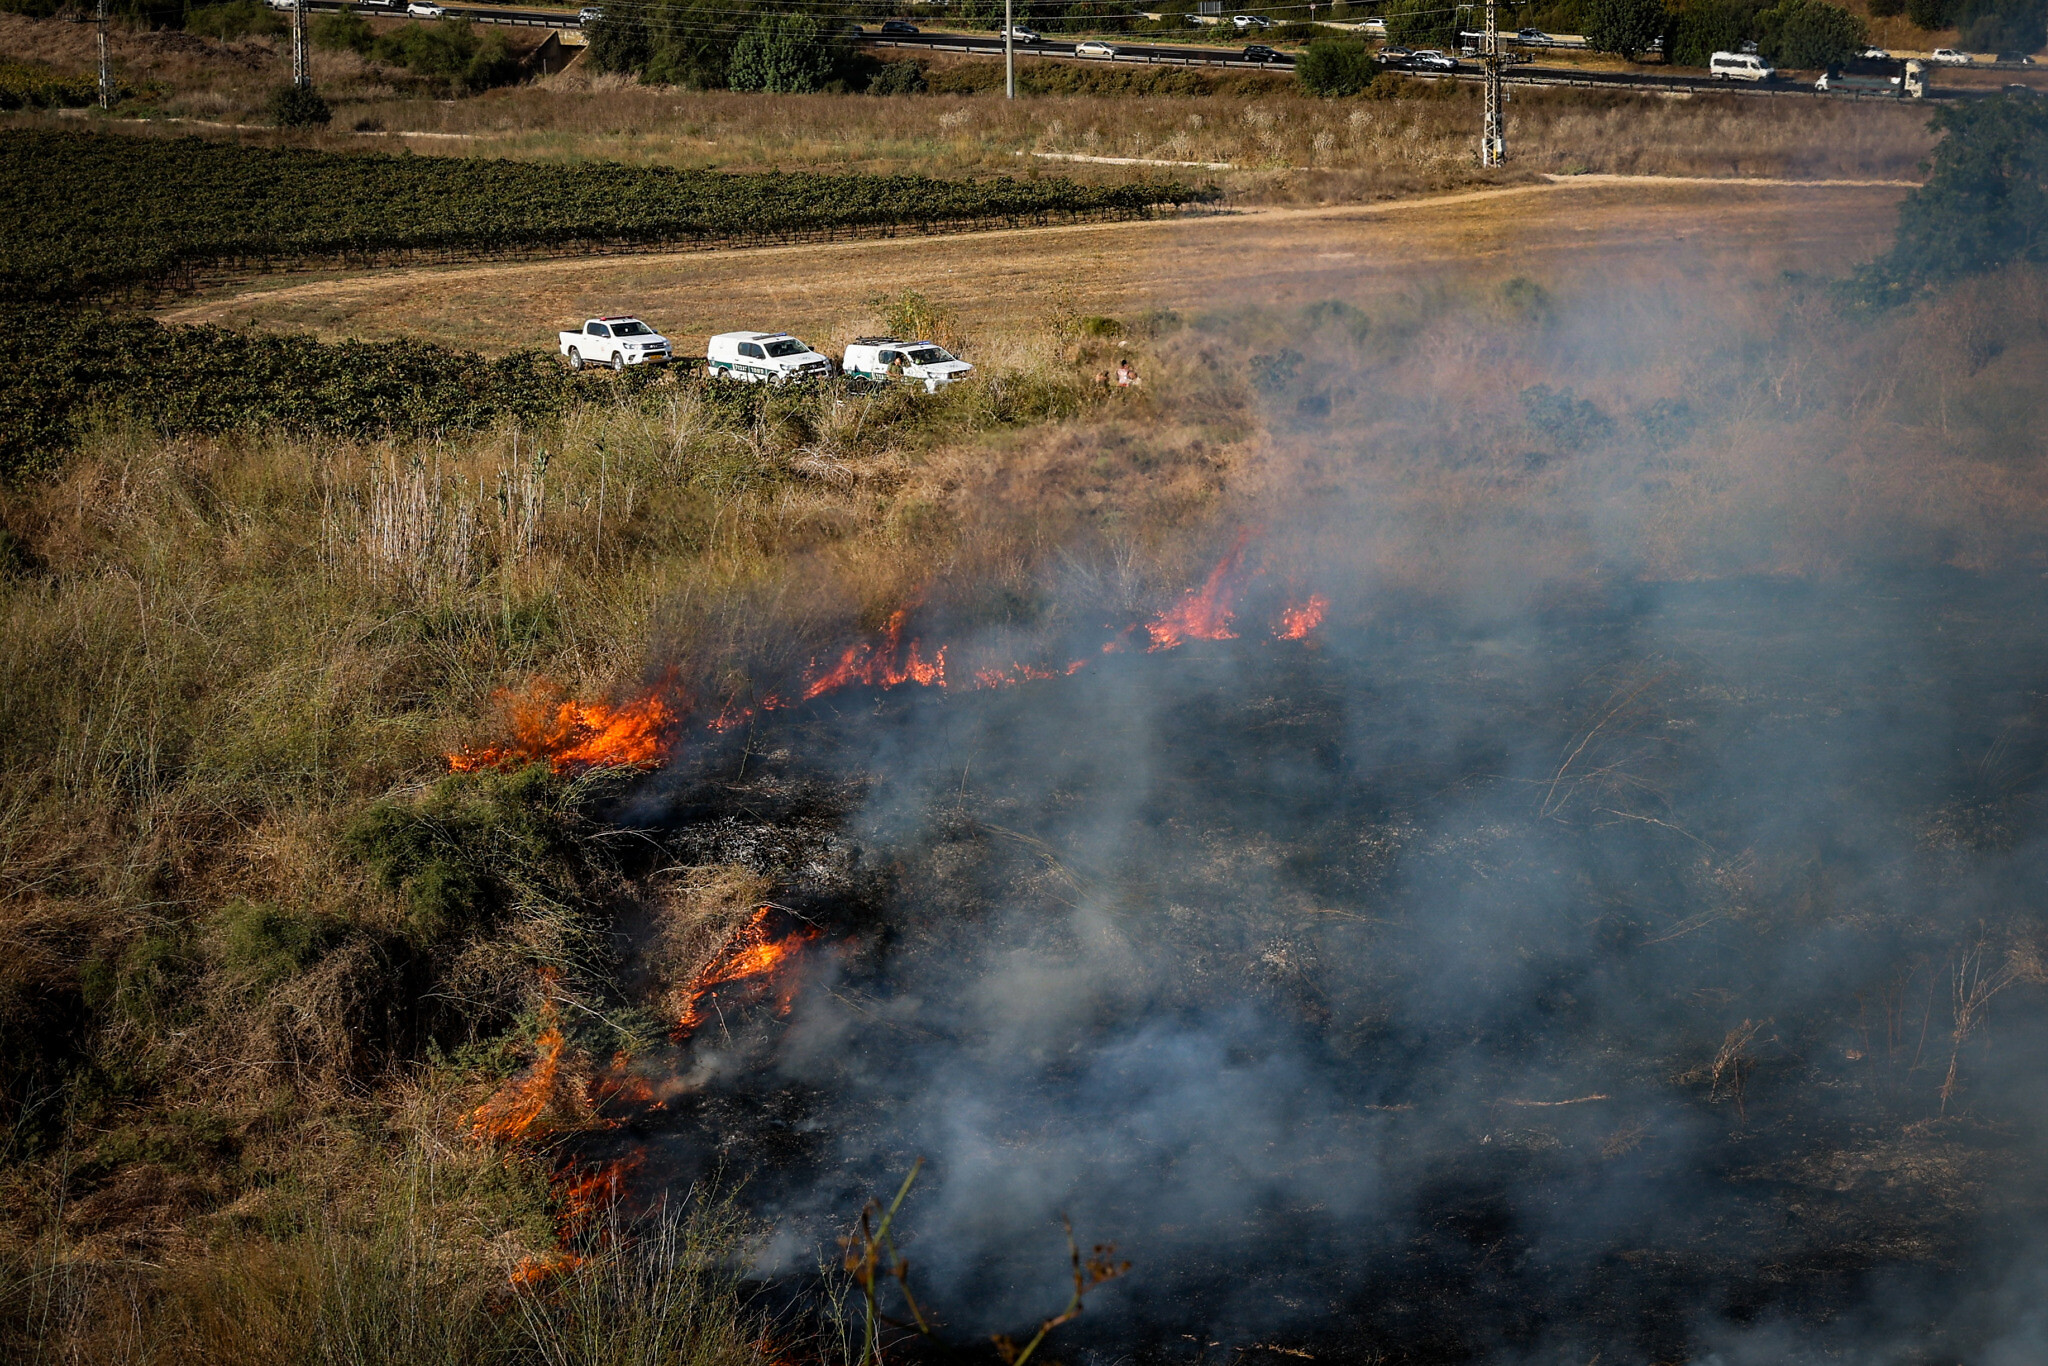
579;570;2048;1364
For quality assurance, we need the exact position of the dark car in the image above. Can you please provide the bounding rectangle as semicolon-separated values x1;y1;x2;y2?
880;19;919;34
1241;43;1284;62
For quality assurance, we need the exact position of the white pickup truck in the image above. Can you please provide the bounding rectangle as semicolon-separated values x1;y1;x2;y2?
559;317;674;371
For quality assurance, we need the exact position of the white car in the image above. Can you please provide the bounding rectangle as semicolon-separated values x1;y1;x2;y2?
1709;50;1774;80
1074;39;1118;57
1859;46;1890;59
264;0;295;10
1231;14;1272;29
842;338;973;392
1930;48;1972;64
997;24;1040;42
1515;28;1553;45
1408;49;1459;71
559;317;673;370
578;7;603;24
707;331;833;383
406;1;444;17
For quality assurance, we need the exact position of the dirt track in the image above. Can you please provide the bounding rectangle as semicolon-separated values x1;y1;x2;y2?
160;176;1913;351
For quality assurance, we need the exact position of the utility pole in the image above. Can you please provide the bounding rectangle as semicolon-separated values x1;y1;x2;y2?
96;0;110;109
1479;0;1504;166
1004;0;1014;99
291;0;310;89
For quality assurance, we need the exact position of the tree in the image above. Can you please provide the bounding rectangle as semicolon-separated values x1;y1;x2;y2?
727;13;836;92
1585;0;1668;58
1905;0;1956;29
1855;93;2048;302
266;84;331;127
1957;0;2048;55
1666;0;1760;66
1383;0;1458;48
1296;37;1379;94
1757;0;1866;68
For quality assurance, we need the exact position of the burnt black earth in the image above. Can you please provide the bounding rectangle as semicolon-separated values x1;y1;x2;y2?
589;570;2048;1365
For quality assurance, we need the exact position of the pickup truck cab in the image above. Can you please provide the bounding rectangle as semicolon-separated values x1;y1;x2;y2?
708;332;833;383
842;338;973;392
559;317;673;370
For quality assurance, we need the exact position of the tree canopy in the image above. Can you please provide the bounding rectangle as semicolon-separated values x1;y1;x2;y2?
1585;0;1668;58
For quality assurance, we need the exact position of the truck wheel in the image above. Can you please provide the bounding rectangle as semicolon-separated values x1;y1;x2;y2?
567;348;583;370
612;353;625;372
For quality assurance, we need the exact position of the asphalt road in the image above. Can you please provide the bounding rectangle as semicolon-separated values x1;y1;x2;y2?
299;3;1990;101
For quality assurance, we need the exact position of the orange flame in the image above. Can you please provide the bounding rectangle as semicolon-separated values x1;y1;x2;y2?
674;908;818;1039
469;1013;570;1146
1276;594;1329;641
509;1152;646;1287
448;678;678;774
1145;531;1255;652
973;659;1090;689
801;610;947;701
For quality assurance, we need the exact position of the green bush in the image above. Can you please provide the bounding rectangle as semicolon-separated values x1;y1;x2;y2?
267;83;332;127
1906;0;1957;28
1384;0;1459;46
867;59;926;94
186;0;282;39
1852;92;2048;303
0;60;102;110
1957;0;2048;54
1296;37;1379;96
313;6;375;54
1869;0;1904;14
216;901;338;987
1666;0;1764;65
342;767;589;945
1585;0;1670;58
1521;384;1614;450
728;12;836;92
1758;0;1867;68
372;20;521;92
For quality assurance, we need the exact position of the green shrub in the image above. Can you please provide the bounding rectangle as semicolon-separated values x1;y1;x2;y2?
1851;93;2048;304
186;0;282;39
1585;0;1670;57
1497;275;1555;324
728;12;835;92
0;60;101;110
1296;37;1379;96
267;84;332;127
1302;299;1371;341
1758;0;1867;68
1957;0;2048;54
867;59;926;94
1521;384;1614;450
1384;0;1459;47
1252;350;1305;392
1667;0;1763;67
216;901;337;987
1906;0;1957;28
372;20;521;92
313;6;375;54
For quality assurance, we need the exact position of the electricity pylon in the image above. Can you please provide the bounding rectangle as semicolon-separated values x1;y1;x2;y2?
292;0;310;89
96;0;110;109
1480;0;1505;166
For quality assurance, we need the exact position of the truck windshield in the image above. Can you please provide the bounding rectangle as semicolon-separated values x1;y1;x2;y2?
907;347;953;366
764;339;809;358
609;321;652;336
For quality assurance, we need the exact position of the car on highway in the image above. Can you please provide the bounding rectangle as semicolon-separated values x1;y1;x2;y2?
1997;52;2036;63
1377;45;1414;66
1232;14;1273;30
1859;46;1889;59
1709;49;1774;80
559;317;673;371
404;1;444;16
578;7;603;25
264;0;294;10
1075;39;1118;56
1408;48;1459;70
880;19;919;34
354;0;397;8
1241;43;1284;62
707;332;833;383
1930;47;1972;64
997;24;1040;42
1515;28;1553;45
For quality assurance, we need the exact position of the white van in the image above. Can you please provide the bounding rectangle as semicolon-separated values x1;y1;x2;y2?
705;332;833;383
841;338;974;393
1709;50;1775;81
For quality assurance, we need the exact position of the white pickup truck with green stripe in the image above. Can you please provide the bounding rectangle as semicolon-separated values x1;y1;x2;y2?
706;332;833;383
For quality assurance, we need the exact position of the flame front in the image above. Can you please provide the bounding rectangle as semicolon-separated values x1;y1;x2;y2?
1276;594;1329;640
448;680;677;774
674;908;819;1039
802;610;947;701
468;1016;569;1146
1146;531;1254;651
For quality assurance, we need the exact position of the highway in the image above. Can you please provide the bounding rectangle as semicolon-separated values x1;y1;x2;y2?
300;3;1999;101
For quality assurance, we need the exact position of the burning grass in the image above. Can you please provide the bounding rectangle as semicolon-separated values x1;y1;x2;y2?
10;219;2048;1357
